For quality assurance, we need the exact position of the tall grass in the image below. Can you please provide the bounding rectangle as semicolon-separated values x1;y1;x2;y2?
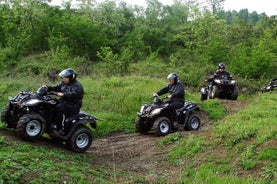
0;76;170;136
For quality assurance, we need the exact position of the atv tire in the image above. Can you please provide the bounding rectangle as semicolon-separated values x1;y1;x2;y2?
1;105;15;128
210;86;218;99
200;93;207;101
66;125;93;153
153;117;171;136
135;117;151;134
184;114;201;131
16;113;45;142
229;86;238;100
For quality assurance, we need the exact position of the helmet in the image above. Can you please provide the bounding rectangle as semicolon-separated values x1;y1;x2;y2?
218;63;225;69
167;73;178;80
59;68;76;79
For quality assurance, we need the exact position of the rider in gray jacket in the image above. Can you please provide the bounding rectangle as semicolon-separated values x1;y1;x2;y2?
154;73;184;123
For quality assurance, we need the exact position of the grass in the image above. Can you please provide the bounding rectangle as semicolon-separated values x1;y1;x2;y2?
0;135;112;184
0;76;276;183
158;92;277;183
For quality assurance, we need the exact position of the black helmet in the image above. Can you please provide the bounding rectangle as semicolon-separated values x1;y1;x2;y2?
59;68;76;79
167;72;178;80
218;63;225;69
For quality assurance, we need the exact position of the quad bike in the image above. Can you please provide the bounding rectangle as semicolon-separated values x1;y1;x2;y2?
136;96;201;136
1;87;101;153
261;78;277;93
200;75;238;101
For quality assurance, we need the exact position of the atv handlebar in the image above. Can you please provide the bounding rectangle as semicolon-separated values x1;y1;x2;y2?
48;91;58;96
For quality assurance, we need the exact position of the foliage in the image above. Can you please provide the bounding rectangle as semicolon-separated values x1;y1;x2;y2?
0;0;276;82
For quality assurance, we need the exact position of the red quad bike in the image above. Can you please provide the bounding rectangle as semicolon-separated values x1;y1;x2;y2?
200;75;238;101
1;87;101;153
136;96;201;136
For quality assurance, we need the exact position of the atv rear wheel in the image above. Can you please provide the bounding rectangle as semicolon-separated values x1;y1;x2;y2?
16;113;45;142
1;105;15;128
184;114;200;131
67;125;93;153
153;117;171;136
135;117;151;134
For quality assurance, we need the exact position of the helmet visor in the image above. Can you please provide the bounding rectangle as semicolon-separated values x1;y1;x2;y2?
59;69;71;78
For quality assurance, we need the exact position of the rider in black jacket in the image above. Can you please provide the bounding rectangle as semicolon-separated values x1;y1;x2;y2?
46;68;84;131
154;73;184;123
214;63;231;79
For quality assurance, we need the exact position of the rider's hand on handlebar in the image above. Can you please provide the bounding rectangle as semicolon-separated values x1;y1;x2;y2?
167;95;172;99
153;93;158;97
57;92;64;97
42;85;48;90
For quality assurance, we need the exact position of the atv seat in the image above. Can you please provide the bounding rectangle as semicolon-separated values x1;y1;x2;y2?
176;102;192;113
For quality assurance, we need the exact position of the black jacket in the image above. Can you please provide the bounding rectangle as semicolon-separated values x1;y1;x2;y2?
157;81;184;102
214;70;231;79
48;79;84;108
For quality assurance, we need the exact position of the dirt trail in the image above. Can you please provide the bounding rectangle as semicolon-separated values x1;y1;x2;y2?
0;99;251;182
86;99;251;180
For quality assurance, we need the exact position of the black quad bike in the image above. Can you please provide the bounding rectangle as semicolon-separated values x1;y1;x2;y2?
261;78;277;93
136;96;201;136
200;75;238;101
1;87;101;153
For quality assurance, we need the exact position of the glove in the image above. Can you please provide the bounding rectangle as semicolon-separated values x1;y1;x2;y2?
42;85;48;91
153;93;158;97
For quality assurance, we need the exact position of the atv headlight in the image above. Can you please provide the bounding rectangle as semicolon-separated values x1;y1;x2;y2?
231;80;236;84
24;99;42;105
214;79;221;84
151;108;162;116
140;105;145;113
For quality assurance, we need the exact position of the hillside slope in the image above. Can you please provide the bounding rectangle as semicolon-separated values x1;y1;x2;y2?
0;78;276;183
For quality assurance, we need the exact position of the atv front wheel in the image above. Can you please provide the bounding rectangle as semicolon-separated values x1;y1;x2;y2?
67;126;93;153
229;86;238;100
210;86;218;99
16;113;45;142
200;93;207;101
1;105;15;128
135;117;151;134
184;114;201;131
153;117;171;136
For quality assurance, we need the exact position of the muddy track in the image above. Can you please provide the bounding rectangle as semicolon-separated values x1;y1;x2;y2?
0;99;250;181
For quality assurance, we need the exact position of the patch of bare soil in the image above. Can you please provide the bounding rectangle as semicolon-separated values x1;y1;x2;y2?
219;99;251;114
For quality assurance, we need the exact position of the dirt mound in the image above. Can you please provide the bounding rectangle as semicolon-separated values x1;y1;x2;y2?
219;99;251;114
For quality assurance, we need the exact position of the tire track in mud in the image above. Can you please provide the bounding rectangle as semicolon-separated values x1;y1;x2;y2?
87;133;164;173
86;99;250;177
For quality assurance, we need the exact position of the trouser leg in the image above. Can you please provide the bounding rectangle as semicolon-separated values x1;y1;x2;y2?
54;102;79;129
169;101;184;122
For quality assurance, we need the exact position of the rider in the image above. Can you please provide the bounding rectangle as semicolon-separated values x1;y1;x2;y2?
153;73;184;125
45;68;84;132
214;63;231;79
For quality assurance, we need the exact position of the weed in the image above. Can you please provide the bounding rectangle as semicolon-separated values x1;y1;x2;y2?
166;134;206;165
158;132;183;146
260;163;277;181
199;99;226;121
258;148;277;161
